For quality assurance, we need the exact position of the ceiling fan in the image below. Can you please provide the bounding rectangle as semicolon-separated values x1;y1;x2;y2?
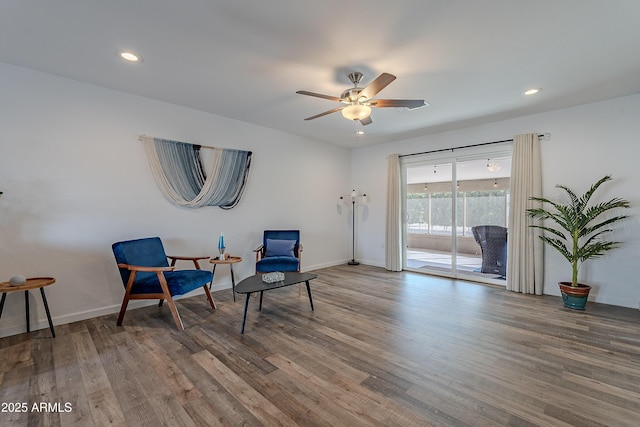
296;72;427;125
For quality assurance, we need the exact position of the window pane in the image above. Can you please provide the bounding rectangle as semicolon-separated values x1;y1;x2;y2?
431;192;452;234
407;194;428;233
466;190;507;227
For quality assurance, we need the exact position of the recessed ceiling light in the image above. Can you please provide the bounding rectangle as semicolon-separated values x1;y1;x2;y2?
524;88;541;96
118;51;143;62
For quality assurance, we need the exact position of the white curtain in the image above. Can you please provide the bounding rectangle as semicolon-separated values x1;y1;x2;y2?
507;133;544;294
385;154;402;271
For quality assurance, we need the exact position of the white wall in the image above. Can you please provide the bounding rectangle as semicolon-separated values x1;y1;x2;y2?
0;63;351;337
352;93;640;308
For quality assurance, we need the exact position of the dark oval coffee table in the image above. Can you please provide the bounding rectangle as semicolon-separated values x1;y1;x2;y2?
235;272;318;333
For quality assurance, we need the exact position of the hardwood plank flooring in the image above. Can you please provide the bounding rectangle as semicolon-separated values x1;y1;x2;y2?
1;264;639;426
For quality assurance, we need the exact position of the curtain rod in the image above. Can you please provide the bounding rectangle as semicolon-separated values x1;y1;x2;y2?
399;133;550;158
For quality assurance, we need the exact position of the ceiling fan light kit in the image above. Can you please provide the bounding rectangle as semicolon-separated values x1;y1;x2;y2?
297;71;426;128
342;104;371;121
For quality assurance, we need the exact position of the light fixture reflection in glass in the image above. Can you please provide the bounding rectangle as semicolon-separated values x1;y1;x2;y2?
342;103;371;121
486;159;501;172
524;88;540;95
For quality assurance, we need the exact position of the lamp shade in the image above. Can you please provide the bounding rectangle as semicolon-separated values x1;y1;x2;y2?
342;104;371;121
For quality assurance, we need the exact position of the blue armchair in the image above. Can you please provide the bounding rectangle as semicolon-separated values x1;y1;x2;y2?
112;237;216;330
254;230;302;273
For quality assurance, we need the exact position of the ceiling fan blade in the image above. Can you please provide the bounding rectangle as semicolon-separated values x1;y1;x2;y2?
359;116;373;126
304;106;344;120
359;73;396;100
368;99;427;109
296;90;343;102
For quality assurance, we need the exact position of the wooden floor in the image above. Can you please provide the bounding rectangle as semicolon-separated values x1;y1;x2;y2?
1;265;639;426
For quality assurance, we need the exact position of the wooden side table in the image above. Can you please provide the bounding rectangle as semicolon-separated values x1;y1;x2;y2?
209;256;242;301
0;277;56;337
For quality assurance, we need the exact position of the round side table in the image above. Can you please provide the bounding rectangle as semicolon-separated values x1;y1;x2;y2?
209;256;242;301
0;277;56;337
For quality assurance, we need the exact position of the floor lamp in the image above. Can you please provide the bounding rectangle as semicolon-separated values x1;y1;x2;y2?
340;190;367;265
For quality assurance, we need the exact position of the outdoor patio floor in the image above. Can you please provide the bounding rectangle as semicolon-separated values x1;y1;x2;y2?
406;248;505;280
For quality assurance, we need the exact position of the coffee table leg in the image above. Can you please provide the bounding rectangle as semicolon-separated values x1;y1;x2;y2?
40;288;55;338
306;280;314;311
241;293;251;334
259;291;264;311
230;264;236;302
25;291;30;332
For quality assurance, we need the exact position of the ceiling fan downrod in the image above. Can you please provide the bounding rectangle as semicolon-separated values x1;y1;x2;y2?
347;72;364;86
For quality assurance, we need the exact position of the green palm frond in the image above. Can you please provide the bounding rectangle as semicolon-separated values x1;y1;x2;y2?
578;241;620;261
528;223;567;240
580;215;628;239
538;236;573;262
556;184;580;208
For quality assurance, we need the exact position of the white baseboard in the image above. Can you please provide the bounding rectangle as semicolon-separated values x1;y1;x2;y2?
354;259;385;268
303;259;352;271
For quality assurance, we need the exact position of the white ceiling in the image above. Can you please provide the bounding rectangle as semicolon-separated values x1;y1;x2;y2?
2;1;640;148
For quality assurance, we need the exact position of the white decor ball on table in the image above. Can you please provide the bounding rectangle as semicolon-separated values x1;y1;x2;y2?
9;275;27;286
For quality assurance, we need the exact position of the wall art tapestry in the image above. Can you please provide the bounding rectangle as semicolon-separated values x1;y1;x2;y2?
140;136;252;209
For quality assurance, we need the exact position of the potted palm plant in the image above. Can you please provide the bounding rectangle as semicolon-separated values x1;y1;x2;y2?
526;175;630;310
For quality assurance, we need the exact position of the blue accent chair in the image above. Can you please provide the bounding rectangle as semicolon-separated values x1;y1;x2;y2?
254;230;302;274
112;237;216;330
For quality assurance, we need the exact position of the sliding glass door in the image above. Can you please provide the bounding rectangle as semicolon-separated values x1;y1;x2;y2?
405;162;454;273
403;150;511;285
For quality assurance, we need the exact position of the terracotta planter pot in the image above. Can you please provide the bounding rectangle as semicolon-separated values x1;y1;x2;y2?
558;282;592;310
